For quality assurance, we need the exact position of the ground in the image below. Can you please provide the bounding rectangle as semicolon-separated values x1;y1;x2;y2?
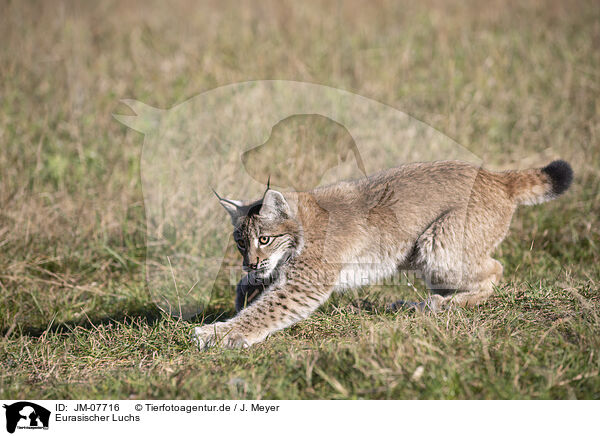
1;0;599;399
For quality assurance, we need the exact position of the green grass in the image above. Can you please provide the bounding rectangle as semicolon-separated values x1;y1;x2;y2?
1;0;599;399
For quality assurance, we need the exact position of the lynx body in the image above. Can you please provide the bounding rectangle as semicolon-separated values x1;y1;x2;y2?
194;160;573;349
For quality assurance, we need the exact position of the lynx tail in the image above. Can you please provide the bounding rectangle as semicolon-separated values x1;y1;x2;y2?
506;160;573;205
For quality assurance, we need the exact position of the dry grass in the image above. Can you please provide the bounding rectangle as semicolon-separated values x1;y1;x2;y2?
1;0;599;399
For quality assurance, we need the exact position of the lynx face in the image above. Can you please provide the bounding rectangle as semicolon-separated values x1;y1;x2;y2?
233;213;299;277
216;190;303;278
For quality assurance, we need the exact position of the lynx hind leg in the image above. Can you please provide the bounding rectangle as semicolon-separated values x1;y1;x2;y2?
412;210;503;311
424;258;503;311
443;258;503;308
388;210;465;313
414;210;468;292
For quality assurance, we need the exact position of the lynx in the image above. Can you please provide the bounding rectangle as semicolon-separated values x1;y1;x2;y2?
193;160;573;349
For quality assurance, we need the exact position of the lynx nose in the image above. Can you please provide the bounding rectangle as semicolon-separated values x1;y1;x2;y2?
244;257;260;271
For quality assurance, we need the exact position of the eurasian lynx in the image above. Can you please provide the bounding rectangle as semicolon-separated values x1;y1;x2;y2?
193;160;573;349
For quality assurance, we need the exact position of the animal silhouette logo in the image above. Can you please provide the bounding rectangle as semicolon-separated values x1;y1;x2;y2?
241;113;366;191
114;80;482;317
2;402;50;434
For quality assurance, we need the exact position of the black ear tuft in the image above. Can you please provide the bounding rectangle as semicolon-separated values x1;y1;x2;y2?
542;160;573;196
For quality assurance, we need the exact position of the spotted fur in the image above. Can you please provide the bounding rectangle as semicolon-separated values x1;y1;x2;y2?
193;160;573;349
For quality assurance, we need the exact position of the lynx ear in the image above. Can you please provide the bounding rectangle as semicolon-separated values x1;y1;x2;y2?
213;189;244;224
259;190;292;219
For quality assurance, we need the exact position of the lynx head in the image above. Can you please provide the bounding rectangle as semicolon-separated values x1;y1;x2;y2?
215;188;303;277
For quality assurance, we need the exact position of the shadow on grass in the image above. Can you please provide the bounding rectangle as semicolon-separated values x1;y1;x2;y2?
3;303;237;339
3;280;423;339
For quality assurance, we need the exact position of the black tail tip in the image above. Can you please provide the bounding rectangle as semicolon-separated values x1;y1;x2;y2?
542;160;573;196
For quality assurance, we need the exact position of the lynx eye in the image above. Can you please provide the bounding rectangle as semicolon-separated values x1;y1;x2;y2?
236;239;246;250
258;236;272;246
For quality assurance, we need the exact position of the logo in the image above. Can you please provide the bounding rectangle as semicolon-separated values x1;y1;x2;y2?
114;81;482;318
2;402;50;434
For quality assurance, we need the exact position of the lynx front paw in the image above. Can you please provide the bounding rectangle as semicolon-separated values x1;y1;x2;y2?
192;322;250;350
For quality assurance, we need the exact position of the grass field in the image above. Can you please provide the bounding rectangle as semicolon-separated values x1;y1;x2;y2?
1;0;599;399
